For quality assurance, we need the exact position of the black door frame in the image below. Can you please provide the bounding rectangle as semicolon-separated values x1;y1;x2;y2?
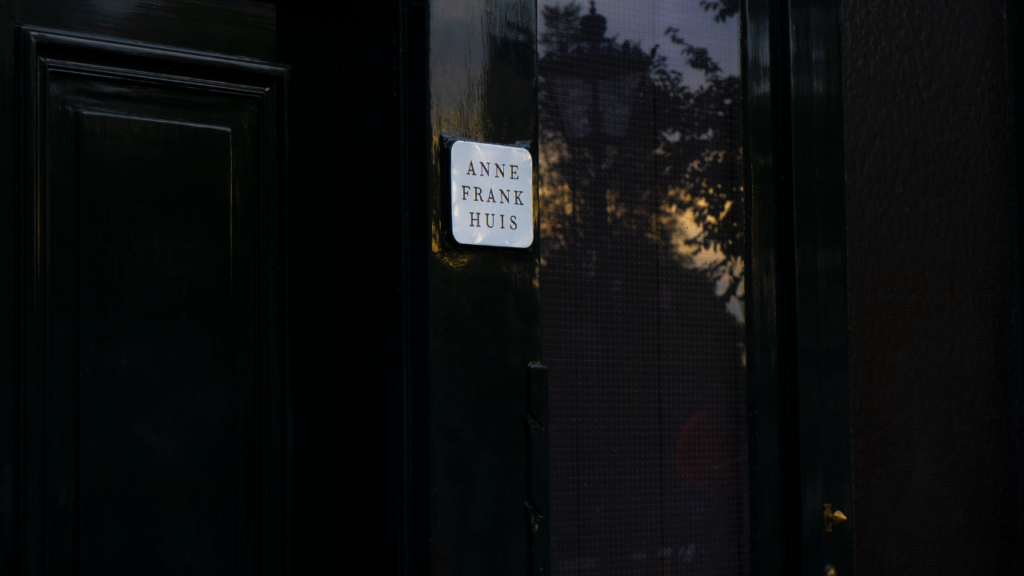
743;0;854;573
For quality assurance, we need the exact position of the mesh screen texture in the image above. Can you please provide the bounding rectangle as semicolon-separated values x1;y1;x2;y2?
842;0;1020;573
538;2;748;574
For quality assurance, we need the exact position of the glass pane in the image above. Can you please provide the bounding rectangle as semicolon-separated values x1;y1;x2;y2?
537;1;748;574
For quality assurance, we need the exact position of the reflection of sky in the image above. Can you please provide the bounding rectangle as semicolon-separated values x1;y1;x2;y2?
540;0;739;88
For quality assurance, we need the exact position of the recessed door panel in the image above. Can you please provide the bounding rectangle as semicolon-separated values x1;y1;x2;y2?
73;114;247;573
20;28;285;573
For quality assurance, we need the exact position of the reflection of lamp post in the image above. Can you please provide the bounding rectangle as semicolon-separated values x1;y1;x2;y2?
540;1;650;245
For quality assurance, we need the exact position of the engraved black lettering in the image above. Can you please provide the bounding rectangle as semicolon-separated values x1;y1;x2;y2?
496;164;505;178
466;162;476;176
485;214;495;228
470;212;481;227
486;189;496;203
479;162;490;177
500;189;509;204
514;190;524;205
500;214;505;229
509;215;517;230
474;187;483;201
462;185;471;200
510;165;519;179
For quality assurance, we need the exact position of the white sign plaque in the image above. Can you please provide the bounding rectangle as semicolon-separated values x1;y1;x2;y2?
450;141;533;248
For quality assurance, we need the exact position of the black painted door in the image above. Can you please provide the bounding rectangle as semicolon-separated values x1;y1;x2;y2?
0;1;287;572
836;1;1022;575
783;1;1024;575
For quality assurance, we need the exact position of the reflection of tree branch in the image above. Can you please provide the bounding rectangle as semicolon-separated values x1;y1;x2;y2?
698;0;739;23
539;3;743;308
665;27;722;77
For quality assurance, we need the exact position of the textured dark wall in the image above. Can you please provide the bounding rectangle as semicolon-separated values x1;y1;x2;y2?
841;0;1019;572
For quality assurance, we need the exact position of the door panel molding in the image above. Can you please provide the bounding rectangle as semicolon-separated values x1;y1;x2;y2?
17;26;287;573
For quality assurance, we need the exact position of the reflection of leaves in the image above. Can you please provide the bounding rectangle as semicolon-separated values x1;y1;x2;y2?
698;0;739;23
539;3;743;307
537;136;574;267
666;27;722;76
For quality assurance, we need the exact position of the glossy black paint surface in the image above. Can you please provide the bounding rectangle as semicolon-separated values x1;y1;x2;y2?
425;0;540;573
0;1;406;571
3;4;287;572
13;0;277;61
0;0;409;572
786;0;854;573
274;3;380;573
527;364;549;576
14;0;1018;573
742;0;801;574
1012;0;1024;567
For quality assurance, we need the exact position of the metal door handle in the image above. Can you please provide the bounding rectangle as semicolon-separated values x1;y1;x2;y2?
824;503;847;532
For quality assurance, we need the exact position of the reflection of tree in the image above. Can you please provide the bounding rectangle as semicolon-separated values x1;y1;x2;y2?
539;7;748;572
698;0;739;22
539;2;743;311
